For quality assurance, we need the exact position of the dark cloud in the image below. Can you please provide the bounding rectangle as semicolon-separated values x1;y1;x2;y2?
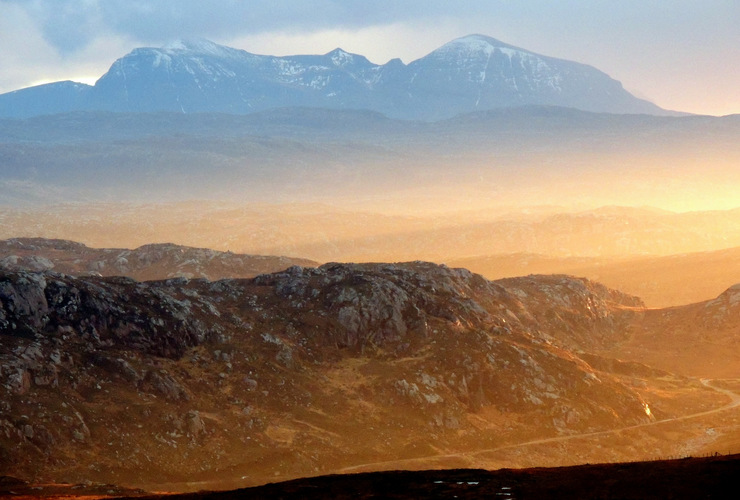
6;0;737;55
4;0;499;52
96;0;487;40
2;0;102;53
45;2;103;52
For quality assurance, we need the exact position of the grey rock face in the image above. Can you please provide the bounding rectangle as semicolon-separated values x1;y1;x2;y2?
0;270;214;358
258;261;513;350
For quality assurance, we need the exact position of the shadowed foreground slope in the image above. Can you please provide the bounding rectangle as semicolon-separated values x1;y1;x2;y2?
144;455;740;499
5;455;737;499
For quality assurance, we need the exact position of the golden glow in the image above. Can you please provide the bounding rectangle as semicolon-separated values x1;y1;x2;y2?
29;75;98;87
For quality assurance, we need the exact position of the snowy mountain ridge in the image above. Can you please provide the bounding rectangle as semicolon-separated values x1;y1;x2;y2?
0;34;671;119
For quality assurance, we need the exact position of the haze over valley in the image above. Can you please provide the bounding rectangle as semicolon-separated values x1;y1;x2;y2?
2;19;740;498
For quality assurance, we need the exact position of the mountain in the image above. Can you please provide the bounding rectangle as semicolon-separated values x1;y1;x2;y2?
448;244;740;309
10;232;740;311
0;81;90;118
6;252;740;491
603;282;740;378
0;263;653;487
394;35;667;119
0;238;317;281
0;35;669;119
6;222;740;312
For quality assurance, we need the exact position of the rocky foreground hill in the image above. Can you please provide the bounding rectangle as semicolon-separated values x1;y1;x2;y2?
0;260;654;488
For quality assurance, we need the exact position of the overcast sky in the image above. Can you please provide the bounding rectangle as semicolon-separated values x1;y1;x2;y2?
1;0;738;115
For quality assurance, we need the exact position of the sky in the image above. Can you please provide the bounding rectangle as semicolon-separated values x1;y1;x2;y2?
0;0;738;116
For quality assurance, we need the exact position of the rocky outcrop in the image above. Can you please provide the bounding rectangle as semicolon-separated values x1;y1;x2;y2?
0;271;216;358
256;262;514;351
702;283;740;327
0;262;653;487
497;274;644;350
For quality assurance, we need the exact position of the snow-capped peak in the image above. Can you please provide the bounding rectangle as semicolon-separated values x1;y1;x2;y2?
326;48;355;67
161;38;244;59
450;34;509;47
430;34;526;59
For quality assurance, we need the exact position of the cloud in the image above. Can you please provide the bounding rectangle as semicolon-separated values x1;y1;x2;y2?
2;0;509;49
95;0;490;40
5;1;737;61
1;0;101;54
0;1;133;92
0;2;58;90
225;19;469;65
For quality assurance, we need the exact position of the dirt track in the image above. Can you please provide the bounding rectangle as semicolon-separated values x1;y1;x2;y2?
338;378;740;473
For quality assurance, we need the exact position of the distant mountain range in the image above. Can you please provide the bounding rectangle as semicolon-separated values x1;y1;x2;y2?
0;238;316;281
0;34;671;119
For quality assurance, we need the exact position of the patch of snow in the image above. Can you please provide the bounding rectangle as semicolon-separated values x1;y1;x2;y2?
152;52;172;69
309;76;329;89
497;47;520;59
443;36;496;57
162;38;242;60
330;49;354;67
163;40;190;52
